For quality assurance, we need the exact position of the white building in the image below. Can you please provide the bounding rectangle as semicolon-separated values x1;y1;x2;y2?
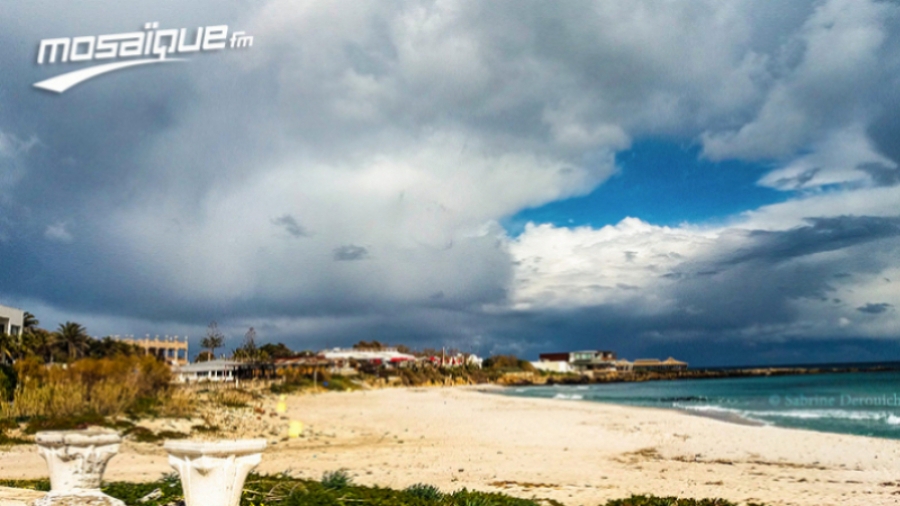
173;359;242;383
422;352;483;368
321;347;417;365
530;360;575;373
0;304;24;337
465;354;483;368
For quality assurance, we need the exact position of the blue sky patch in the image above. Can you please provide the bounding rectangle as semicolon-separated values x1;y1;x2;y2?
505;140;789;234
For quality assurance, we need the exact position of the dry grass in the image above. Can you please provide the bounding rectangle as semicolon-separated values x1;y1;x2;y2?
159;387;195;417
211;388;257;408
1;355;172;418
2;379;87;418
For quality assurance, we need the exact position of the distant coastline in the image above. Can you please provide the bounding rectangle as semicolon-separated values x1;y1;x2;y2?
505;360;900;386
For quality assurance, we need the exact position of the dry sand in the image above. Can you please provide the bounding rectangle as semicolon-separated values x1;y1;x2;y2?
2;386;900;506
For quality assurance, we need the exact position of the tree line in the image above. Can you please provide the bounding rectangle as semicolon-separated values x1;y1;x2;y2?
0;313;143;364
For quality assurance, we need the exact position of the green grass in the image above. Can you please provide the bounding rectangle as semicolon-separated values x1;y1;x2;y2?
0;473;769;506
406;483;445;500
320;469;352;490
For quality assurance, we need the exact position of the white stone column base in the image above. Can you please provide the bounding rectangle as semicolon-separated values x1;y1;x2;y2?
164;439;267;506
31;430;123;506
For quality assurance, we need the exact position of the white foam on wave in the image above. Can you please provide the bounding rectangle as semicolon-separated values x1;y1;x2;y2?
887;414;900;425
553;393;584;400
752;409;888;421
678;404;740;414
676;404;769;425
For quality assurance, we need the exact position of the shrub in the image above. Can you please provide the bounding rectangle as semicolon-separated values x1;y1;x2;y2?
483;355;533;373
321;469;352;490
123;427;187;443
191;423;220;434
323;375;356;391
405;483;444;500
125;426;158;443
2;355;173;419
0;364;16;402
24;413;108;434
269;382;299;394
213;388;256;408
159;387;195;418
449;488;539;506
126;396;161;419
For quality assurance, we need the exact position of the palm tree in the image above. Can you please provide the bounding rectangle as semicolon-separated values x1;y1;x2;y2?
200;321;225;361
55;322;90;361
23;312;39;332
21;328;56;363
0;333;17;364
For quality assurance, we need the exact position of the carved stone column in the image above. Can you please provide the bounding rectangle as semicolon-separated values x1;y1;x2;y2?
164;439;267;506
32;430;124;506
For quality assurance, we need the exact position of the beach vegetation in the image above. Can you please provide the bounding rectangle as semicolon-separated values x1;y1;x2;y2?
0;473;770;506
271;367;358;393
483;355;535;373
212;387;258;408
405;483;444;500
0;354;184;434
320;469;352;489
604;497;757;506
54;322;90;361
124;426;189;444
191;423;220;434
259;342;297;359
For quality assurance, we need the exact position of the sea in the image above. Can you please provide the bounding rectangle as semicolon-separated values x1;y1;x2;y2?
497;367;900;440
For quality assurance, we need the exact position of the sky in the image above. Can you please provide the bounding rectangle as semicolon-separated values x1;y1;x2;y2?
1;0;899;366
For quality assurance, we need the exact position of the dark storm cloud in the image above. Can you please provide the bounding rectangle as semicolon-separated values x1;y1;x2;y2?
858;163;900;187
723;216;900;266
468;305;900;367
271;215;310;238
1;1;899;365
857;303;893;314
648;218;900;336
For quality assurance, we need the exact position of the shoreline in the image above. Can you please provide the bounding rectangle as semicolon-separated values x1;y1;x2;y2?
488;370;900;441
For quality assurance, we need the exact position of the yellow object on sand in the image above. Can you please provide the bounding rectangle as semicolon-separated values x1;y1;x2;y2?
289;420;303;438
276;395;287;414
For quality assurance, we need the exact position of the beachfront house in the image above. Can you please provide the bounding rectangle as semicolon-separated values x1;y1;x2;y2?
537;350;617;372
632;357;688;372
174;359;242;383
114;335;189;366
530;360;575;373
0;304;24;337
322;347;417;369
423;352;484;368
274;355;356;376
613;359;634;372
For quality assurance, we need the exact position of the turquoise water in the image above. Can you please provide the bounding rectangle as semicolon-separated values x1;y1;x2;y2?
497;371;900;439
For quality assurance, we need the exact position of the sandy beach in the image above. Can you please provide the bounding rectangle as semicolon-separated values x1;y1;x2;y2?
2;386;900;506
